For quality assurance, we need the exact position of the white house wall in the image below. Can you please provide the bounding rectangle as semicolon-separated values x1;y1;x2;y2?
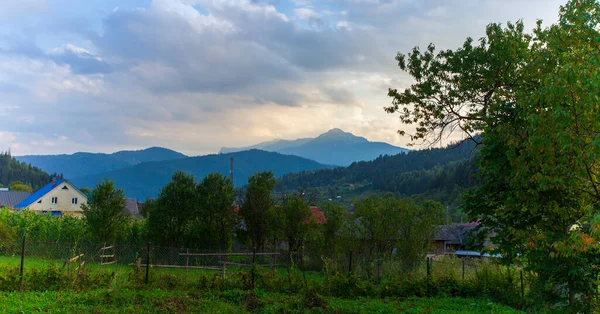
26;182;87;217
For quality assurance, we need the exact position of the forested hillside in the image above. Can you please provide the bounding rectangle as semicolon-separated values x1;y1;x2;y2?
71;149;331;200
0;152;59;189
277;139;479;219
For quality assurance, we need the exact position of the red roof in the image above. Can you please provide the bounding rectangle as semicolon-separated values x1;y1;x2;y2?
233;205;327;225
306;206;327;225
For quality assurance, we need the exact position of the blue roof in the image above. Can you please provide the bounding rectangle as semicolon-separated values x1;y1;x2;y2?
15;180;66;209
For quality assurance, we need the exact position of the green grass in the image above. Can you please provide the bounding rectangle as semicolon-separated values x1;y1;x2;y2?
0;254;528;312
0;289;522;313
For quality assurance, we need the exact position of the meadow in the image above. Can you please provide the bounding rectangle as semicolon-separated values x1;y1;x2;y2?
0;252;528;313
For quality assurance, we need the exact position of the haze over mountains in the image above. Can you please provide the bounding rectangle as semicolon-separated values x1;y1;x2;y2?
220;128;409;166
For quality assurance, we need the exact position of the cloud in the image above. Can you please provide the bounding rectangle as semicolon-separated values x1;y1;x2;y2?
0;0;567;156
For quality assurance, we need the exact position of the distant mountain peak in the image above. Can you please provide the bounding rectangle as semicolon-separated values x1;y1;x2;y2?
313;128;368;144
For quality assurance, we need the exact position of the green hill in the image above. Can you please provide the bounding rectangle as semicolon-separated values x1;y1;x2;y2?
71;149;331;200
0;152;57;190
277;139;479;219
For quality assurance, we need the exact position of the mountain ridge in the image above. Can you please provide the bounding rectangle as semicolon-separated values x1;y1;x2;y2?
70;149;331;200
15;147;187;179
219;128;408;166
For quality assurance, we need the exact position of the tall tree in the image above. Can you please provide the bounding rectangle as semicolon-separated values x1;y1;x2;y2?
81;179;128;243
147;171;197;247
386;0;600;309
240;171;276;250
197;172;236;251
277;194;312;259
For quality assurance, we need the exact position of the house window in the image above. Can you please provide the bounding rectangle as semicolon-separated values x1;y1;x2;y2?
37;200;42;203
62;186;68;190
72;198;78;205
51;211;62;217
51;197;58;204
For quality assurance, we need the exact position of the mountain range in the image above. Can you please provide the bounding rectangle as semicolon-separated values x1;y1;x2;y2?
12;129;410;199
70;150;330;200
15;147;187;178
219;128;409;166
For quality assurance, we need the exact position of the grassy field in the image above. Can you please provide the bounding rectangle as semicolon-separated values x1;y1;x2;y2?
0;253;527;313
0;289;522;313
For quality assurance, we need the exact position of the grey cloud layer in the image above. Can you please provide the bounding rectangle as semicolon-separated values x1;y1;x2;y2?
0;0;565;155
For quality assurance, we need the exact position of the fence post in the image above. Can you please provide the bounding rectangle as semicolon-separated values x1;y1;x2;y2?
19;234;26;288
520;270;524;300
145;242;151;285
462;258;465;281
426;257;431;297
186;248;189;276
251;247;256;289
348;250;353;274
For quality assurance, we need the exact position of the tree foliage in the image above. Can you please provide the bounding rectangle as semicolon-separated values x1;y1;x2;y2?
275;194;313;257
147;171;197;248
0;152;61;189
196;173;236;251
351;197;443;275
8;181;33;192
81;179;128;244
240;171;276;250
387;0;600;309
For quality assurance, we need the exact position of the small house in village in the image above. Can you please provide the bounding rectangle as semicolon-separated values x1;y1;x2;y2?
14;178;88;217
0;189;32;209
431;222;479;255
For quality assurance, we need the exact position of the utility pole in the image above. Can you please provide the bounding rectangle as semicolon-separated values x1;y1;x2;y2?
230;156;234;184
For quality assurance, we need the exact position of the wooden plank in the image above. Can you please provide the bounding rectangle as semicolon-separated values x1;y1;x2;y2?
101;245;114;250
130;263;222;270
179;252;279;257
217;261;275;267
101;260;117;265
76;261;85;271
100;255;115;258
67;254;84;263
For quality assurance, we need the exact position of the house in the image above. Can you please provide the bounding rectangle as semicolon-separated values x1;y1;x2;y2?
0;190;32;209
431;222;479;255
14;178;88;217
125;198;143;219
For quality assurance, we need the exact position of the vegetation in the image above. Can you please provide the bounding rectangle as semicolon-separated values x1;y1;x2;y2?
72;149;330;200
240;171;277;250
0;152;61;190
277;139;477;220
0;252;525;313
386;0;600;310
81;179;129;244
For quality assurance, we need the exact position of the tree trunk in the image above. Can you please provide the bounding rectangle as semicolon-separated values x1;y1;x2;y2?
568;277;575;311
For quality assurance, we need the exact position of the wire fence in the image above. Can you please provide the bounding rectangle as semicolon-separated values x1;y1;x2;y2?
0;235;528;300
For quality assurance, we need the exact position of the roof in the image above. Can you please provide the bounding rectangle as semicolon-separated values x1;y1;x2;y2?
434;223;478;244
15;180;68;209
125;198;142;218
306;206;327;225
0;191;32;208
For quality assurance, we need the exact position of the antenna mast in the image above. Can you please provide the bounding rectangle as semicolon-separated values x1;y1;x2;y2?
230;156;234;184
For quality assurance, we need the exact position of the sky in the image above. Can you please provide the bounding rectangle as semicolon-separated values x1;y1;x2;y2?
0;0;566;156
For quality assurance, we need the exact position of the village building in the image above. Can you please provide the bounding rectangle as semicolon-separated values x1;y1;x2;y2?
14;178;88;217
